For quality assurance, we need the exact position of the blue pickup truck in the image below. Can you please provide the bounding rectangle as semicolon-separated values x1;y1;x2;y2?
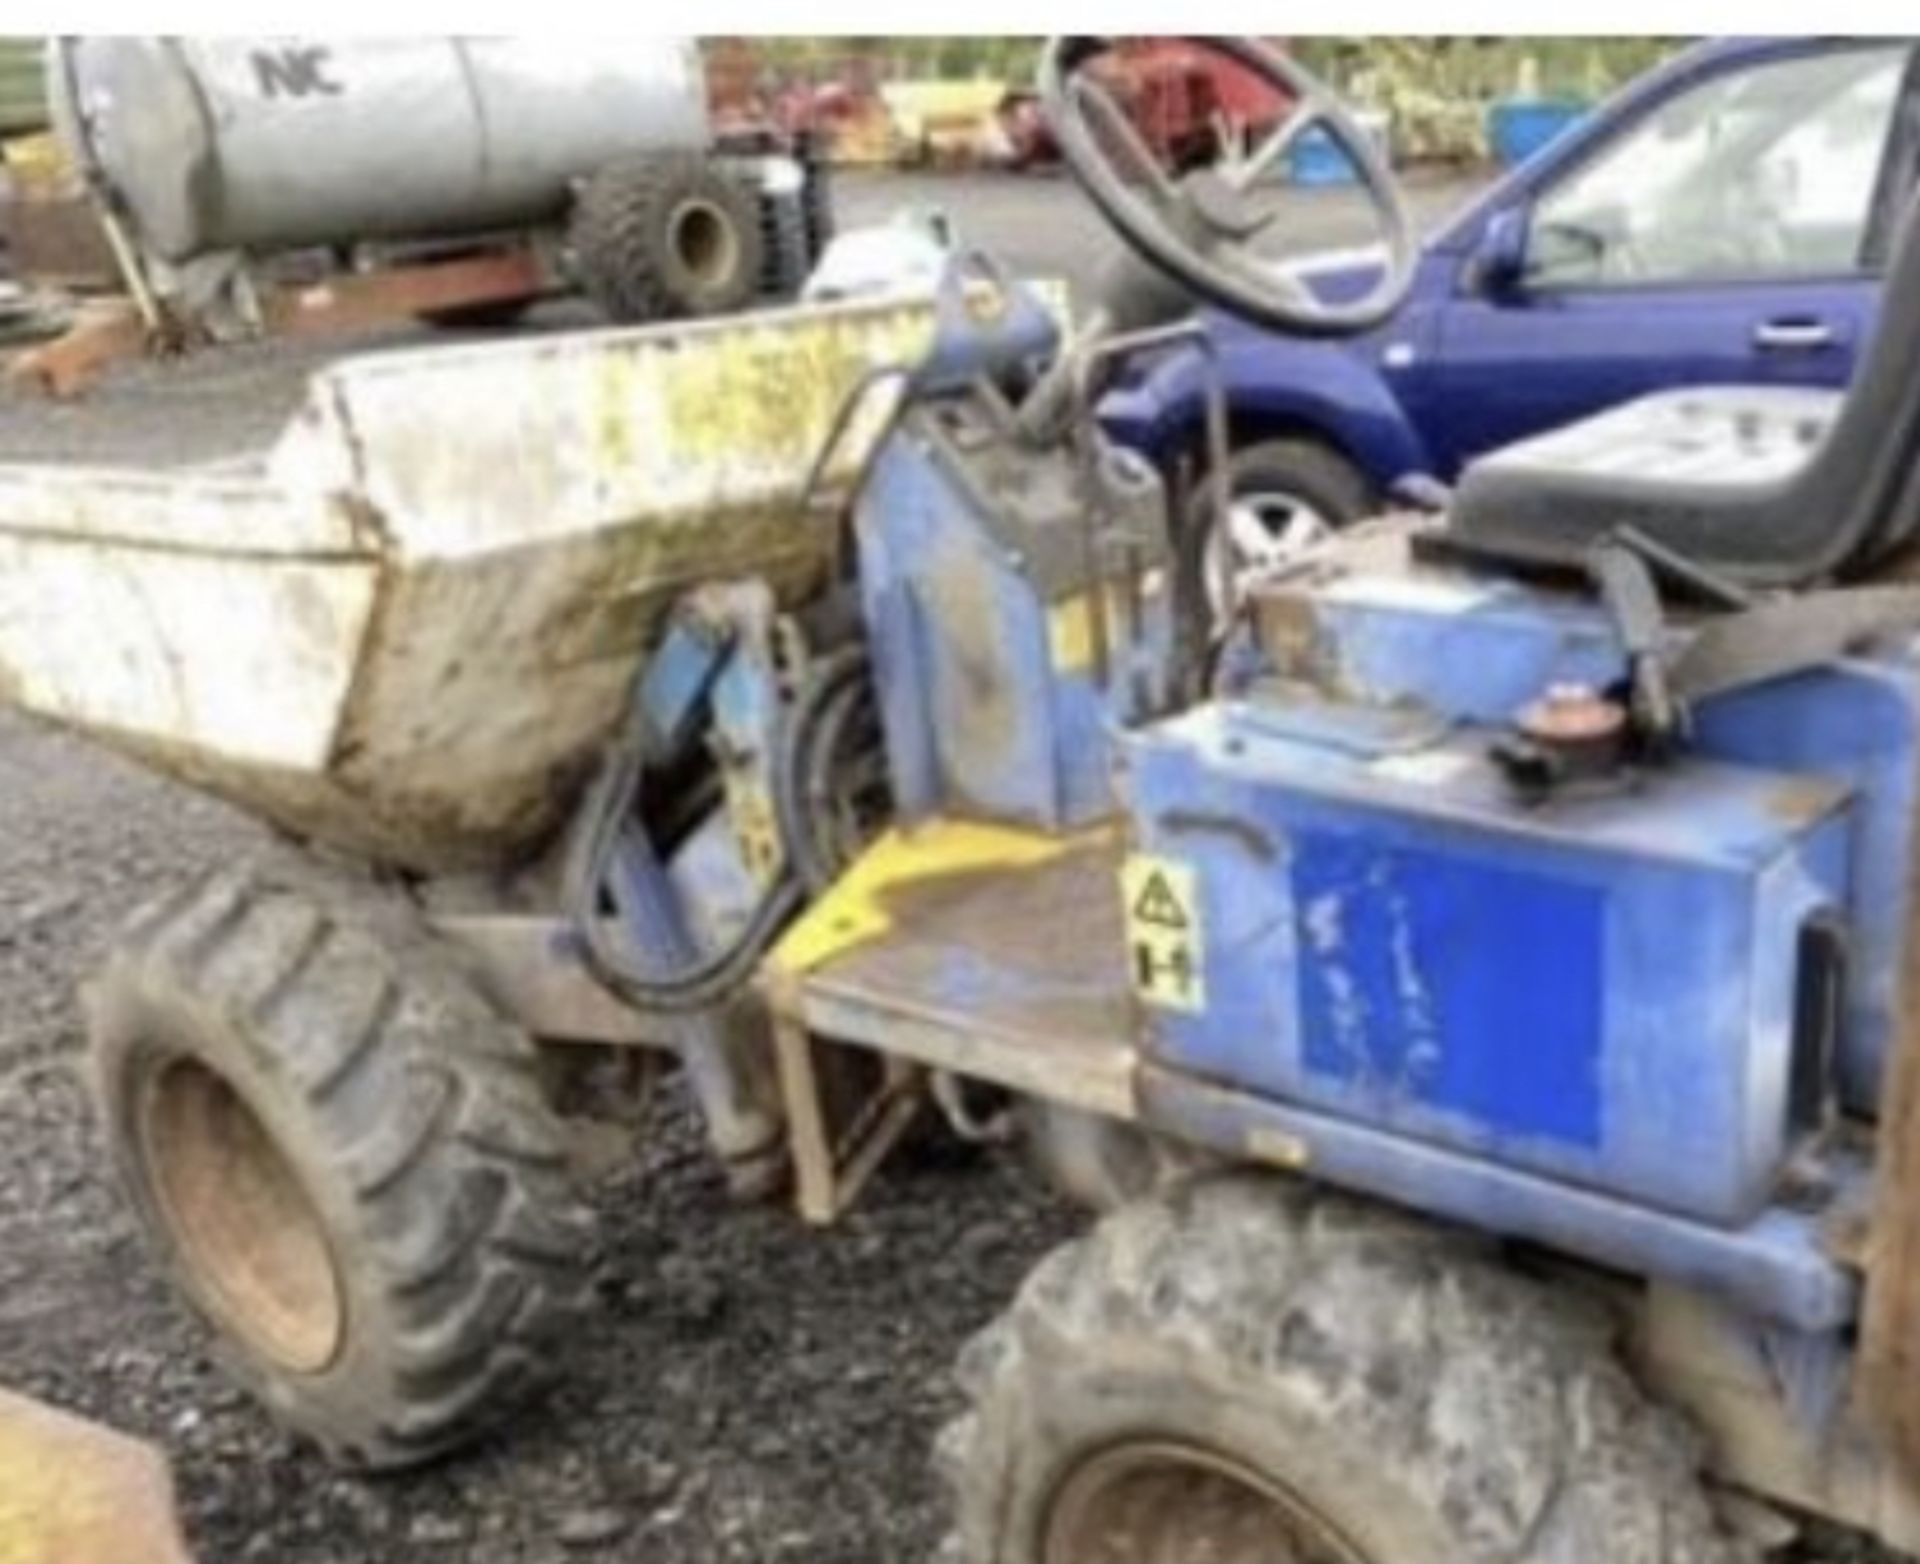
1101;37;1918;592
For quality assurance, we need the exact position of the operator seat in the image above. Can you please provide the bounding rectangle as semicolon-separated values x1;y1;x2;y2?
1444;189;1920;589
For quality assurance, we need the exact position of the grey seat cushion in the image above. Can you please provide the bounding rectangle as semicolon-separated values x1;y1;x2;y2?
1450;386;1840;565
1442;182;1920;589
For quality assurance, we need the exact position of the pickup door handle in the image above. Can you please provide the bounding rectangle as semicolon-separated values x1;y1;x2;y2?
1753;319;1836;351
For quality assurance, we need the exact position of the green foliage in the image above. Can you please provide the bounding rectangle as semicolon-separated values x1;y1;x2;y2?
740;37;1678;98
0;39;47;136
1292;37;1678;100
1321;38;1681;161
749;37;1043;83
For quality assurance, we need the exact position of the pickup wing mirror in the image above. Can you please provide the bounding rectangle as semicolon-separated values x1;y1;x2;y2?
1472;208;1530;298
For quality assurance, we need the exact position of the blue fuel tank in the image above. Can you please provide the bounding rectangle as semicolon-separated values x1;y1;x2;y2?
1248;551;1920;1114
1124;697;1851;1225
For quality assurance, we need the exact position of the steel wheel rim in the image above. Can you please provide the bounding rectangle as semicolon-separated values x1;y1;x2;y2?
143;1058;345;1374
669;197;740;290
1202;490;1333;620
1042;1438;1378;1564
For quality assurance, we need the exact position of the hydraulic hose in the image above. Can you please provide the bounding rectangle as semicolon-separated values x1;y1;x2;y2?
567;701;803;1017
566;355;904;1015
569;644;886;1012
772;645;884;895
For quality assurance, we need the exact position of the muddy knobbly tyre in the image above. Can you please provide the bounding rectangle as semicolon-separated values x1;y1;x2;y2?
87;868;598;1470
938;1175;1753;1564
570;151;764;323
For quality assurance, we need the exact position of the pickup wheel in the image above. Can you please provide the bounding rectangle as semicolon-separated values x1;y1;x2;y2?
1187;437;1374;621
88;869;598;1470
939;1177;1751;1564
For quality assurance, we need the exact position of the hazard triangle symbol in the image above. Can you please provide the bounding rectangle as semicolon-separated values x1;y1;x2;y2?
1132;870;1189;930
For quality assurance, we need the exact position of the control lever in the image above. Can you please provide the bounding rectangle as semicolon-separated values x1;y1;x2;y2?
1062;317;1235;711
1588;539;1682;754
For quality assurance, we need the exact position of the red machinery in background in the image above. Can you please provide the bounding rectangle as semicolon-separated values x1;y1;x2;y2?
707;38;1294;173
1001;38;1294;170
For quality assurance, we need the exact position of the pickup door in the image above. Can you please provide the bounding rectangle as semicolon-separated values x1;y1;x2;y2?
1409;39;1914;475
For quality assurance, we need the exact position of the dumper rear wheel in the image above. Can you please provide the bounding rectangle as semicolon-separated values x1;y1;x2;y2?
88;869;598;1470
571;151;765;323
939;1176;1752;1564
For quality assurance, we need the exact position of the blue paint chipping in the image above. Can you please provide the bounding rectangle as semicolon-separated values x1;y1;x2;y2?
1291;832;1604;1149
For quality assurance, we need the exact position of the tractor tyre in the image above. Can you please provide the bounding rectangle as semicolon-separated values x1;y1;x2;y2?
87;868;598;1470
939;1175;1753;1564
570;151;765;324
760;185;813;303
800;154;835;269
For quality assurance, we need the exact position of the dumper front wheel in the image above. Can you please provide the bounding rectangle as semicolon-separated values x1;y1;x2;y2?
939;1176;1751;1564
88;870;598;1470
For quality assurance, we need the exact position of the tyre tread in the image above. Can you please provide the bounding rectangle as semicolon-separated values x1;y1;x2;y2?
941;1176;1751;1563
89;865;597;1470
570;151;764;324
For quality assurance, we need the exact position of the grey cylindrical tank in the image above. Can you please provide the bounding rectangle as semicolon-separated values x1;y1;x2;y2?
48;37;710;264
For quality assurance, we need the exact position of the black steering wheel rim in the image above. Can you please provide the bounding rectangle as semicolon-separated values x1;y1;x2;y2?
1039;36;1418;338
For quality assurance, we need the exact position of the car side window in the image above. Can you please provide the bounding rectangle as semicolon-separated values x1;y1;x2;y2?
1525;44;1909;290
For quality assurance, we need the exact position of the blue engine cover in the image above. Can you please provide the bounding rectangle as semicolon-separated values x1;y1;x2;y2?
1125;699;1851;1225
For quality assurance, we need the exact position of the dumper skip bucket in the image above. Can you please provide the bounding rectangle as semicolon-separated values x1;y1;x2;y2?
0;296;946;871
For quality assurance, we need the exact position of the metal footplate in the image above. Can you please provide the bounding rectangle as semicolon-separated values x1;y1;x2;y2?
761;820;1138;1222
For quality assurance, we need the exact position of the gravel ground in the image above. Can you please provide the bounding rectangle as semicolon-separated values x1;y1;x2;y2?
0;169;1889;1562
0;717;1078;1564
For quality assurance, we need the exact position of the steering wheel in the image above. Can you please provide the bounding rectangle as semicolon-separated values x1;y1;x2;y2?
1039;37;1417;337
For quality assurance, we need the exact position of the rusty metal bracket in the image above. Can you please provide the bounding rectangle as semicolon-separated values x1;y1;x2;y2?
5;297;147;398
7;246;554;398
766;968;925;1225
259;246;551;339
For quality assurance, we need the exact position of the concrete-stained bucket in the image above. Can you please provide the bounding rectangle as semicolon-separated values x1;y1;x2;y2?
0;297;944;871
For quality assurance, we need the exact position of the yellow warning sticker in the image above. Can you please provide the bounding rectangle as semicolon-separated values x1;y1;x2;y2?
1121;854;1205;1012
725;773;784;890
